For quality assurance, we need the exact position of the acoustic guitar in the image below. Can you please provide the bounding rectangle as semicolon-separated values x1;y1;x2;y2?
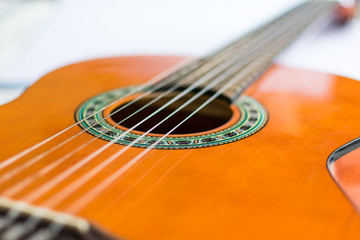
1;1;359;239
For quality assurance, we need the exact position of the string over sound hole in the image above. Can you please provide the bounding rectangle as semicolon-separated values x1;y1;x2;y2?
110;90;233;135
76;86;268;149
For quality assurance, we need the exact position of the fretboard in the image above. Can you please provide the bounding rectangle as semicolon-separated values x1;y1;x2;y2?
164;1;338;102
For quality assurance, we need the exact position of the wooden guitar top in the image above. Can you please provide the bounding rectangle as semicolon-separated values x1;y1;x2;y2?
1;56;360;239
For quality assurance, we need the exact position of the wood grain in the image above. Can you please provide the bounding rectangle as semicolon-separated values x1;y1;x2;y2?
1;56;360;239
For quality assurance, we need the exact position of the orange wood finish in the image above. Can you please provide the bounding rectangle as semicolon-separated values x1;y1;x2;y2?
1;56;360;239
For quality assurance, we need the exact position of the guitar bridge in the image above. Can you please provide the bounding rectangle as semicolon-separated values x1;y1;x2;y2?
0;197;118;240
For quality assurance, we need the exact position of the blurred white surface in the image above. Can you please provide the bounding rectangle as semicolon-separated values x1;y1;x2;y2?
0;0;306;83
0;0;359;104
0;0;54;74
278;18;360;81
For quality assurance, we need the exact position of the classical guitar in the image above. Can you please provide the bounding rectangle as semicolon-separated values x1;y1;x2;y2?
1;1;360;239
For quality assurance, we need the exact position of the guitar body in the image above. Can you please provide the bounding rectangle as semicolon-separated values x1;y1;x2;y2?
1;56;360;239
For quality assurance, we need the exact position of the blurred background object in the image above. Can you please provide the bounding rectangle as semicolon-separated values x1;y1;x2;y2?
0;0;54;73
0;0;55;103
0;0;359;104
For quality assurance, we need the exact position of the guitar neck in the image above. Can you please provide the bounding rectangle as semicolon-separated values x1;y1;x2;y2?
174;1;338;102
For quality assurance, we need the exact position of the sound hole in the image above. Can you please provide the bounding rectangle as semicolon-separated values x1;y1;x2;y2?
110;90;233;135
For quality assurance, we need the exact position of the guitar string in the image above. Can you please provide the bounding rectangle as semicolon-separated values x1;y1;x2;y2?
0;30;268;197
0;3;332;238
95;148;183;217
41;1;325;211
0;0;306;191
0;39;250;182
0;1;334;238
0;19;266;177
0;57;203;238
106;151;188;221
0;3;298;198
0;76;185;183
0;54;234;186
0;57;196;170
0;2;320;234
0;11;297;236
0;17;287;235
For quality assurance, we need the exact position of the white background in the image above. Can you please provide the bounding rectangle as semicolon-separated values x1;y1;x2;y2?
0;0;359;103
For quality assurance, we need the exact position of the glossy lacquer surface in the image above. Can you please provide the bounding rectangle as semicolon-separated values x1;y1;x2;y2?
1;56;360;239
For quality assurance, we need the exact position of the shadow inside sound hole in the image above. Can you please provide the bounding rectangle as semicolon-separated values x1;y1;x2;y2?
110;88;233;135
